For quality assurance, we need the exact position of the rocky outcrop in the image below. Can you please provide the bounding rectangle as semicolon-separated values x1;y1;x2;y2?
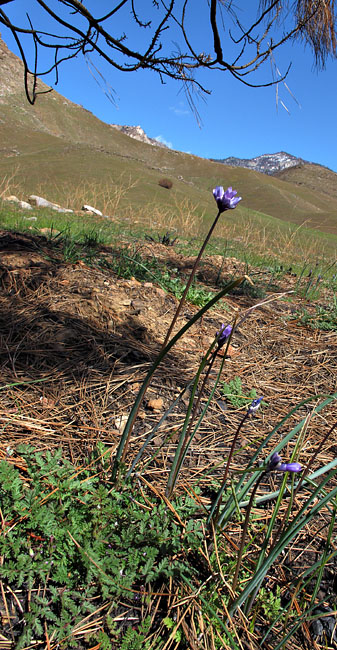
110;124;167;148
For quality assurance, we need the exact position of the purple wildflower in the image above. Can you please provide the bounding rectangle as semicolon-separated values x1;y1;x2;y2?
217;323;232;348
248;396;263;414
213;186;242;213
267;451;302;473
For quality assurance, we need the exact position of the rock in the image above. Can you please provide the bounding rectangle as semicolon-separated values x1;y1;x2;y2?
311;606;337;643
23;216;37;221
115;414;129;433
18;200;33;210
131;299;147;313
155;287;167;299
3;196;33;209
28;195;73;213
3;195;19;202
147;397;164;412
82;204;103;216
39;227;61;236
29;194;61;208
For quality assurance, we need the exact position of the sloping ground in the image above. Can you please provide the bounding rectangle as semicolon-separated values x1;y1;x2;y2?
0;230;336;477
275;162;337;200
1;36;337;234
0;230;337;649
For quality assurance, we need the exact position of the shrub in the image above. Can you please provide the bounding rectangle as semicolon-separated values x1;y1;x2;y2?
158;178;173;189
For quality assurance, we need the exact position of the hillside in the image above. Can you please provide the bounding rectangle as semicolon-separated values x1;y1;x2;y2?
274;162;337;200
1;35;337;235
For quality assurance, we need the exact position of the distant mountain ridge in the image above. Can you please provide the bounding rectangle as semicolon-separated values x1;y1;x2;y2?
211;152;308;175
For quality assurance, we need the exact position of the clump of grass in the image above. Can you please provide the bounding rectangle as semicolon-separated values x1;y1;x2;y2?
145;231;178;246
294;297;337;331
0;166;21;200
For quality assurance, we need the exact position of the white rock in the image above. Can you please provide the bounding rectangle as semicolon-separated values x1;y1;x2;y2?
52;207;73;213
3;195;20;202
82;204;103;217
24;216;37;221
18;201;33;210
115;414;129;433
28;195;73;213
29;195;61;209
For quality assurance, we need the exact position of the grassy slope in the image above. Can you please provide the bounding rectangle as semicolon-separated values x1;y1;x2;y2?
1;36;337;236
274;162;337;199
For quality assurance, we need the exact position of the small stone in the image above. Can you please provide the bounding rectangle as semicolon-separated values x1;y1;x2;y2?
39;227;60;236
82;204;103;216
147;398;164;411
155;287;166;299
115;414;129;433
18;200;33;210
131;299;146;312
3;195;19;202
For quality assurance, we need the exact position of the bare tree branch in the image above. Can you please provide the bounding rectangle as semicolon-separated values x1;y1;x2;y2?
0;0;335;106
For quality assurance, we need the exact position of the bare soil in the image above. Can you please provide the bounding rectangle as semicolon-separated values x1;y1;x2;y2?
1;229;336;473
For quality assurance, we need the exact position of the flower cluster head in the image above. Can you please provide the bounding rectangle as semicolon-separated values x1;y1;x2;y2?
267;452;302;474
248;396;263;414
213;186;242;213
217;323;232;348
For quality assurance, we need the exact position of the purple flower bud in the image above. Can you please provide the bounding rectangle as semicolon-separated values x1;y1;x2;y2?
248;397;263;414
267;451;302;473
217;323;232;348
213;186;242;213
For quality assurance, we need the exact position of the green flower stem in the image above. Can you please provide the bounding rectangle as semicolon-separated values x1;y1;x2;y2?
111;277;244;481
217;393;337;528
268;419;337;556
162;209;221;347
125;382;193;478
166;346;218;497
229;472;265;601
207;410;250;527
228;466;337;616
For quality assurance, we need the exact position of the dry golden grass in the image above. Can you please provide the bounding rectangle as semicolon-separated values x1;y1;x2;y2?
33;173;139;215
0;167;21;200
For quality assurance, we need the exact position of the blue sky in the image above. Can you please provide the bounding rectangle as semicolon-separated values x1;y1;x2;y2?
1;1;337;172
